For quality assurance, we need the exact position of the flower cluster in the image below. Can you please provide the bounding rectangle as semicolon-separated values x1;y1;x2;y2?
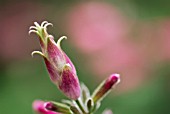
29;21;120;114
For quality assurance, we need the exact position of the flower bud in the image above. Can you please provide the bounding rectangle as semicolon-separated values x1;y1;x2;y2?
92;74;120;103
44;101;72;114
29;21;80;100
32;100;59;114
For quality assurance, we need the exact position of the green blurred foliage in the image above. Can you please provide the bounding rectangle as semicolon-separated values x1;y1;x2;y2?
101;63;170;114
130;0;170;19
110;0;170;19
1;59;170;114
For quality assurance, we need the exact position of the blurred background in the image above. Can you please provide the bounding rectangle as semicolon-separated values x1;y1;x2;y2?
0;0;170;114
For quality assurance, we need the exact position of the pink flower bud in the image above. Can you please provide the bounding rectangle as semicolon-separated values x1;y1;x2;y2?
92;74;120;103
29;21;80;100
32;100;59;114
44;101;72;113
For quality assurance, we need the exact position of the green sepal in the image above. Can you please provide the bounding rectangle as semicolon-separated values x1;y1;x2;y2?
50;101;73;114
86;98;94;113
61;99;73;106
81;83;90;103
70;105;81;114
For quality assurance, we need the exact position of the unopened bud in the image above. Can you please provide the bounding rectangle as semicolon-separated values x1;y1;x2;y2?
44;101;72;114
32;100;59;114
29;21;81;100
92;74;120;103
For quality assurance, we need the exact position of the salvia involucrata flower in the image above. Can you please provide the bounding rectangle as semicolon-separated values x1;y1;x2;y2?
29;21;81;100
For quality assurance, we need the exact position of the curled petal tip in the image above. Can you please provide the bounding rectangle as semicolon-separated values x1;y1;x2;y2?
48;35;54;39
57;36;67;48
29;26;37;30
41;21;48;27
43;22;53;29
31;51;44;57
28;30;39;35
34;22;40;27
60;36;67;40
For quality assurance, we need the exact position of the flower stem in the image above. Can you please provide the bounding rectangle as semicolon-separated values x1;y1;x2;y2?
75;99;86;114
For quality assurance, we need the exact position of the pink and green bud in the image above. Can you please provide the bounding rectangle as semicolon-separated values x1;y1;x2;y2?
92;74;120;103
32;100;59;114
44;101;72;114
29;21;80;100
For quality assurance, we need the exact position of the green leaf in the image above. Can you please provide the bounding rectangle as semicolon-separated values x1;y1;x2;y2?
81;83;90;103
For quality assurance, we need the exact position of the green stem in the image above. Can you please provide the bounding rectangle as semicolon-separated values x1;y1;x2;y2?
75;99;86;114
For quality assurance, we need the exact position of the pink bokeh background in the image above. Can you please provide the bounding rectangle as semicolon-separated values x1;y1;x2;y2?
65;1;170;92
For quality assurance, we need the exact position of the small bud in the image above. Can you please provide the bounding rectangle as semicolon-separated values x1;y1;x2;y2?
92;74;120;103
29;21;81;100
44;101;72;114
32;100;59;114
